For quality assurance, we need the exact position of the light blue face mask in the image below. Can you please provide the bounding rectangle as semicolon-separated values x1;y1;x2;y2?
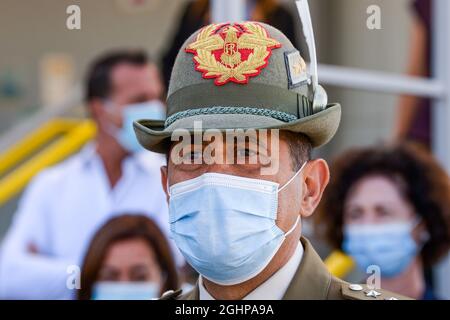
343;221;420;278
105;100;166;153
168;162;307;286
91;281;159;300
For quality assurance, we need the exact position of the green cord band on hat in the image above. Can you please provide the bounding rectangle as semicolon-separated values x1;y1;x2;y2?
164;106;298;128
166;82;311;119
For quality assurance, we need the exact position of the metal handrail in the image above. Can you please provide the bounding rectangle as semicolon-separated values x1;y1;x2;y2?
0;85;82;152
318;63;445;99
0;119;81;176
0;119;96;206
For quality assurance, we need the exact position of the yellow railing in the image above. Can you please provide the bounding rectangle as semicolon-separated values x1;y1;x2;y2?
0;119;81;176
324;250;355;279
0;118;96;206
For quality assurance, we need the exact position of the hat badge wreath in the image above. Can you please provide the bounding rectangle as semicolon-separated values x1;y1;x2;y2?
185;22;281;86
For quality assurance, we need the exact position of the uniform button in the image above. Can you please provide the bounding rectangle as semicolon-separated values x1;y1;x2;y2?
348;284;363;291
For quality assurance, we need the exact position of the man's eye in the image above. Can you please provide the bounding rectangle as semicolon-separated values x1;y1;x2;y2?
182;151;202;162
237;148;257;157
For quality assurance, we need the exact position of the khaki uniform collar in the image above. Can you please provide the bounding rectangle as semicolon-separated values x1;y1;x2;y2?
282;237;332;300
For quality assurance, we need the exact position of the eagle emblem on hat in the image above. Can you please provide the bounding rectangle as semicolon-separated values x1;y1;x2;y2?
186;22;282;86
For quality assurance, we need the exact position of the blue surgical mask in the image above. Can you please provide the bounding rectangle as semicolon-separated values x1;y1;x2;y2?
343;221;419;278
105;100;166;153
168;162;306;286
91;281;159;300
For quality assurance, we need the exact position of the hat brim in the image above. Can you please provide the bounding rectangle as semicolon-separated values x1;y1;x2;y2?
134;103;341;154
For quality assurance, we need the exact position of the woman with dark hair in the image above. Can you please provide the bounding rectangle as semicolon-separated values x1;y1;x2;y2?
315;143;450;299
78;215;179;300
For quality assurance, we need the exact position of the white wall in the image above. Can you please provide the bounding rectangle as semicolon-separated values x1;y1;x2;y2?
320;0;414;154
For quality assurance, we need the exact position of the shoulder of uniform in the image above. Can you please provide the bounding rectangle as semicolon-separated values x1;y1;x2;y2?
340;283;414;300
158;289;183;300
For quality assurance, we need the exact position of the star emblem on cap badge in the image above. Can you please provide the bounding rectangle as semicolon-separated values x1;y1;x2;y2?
186;22;282;86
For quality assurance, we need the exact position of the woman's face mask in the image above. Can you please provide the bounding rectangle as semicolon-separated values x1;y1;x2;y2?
91;281;160;300
343;220;421;278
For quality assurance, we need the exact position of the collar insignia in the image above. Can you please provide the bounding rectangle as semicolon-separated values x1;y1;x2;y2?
186;22;281;86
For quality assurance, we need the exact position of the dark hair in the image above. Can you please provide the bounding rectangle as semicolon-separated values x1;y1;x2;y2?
282;131;312;171
315;143;450;267
85;50;148;103
78;215;179;300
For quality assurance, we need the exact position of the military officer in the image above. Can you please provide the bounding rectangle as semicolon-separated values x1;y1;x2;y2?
133;20;411;300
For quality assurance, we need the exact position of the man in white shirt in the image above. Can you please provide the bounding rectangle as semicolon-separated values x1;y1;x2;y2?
0;50;182;299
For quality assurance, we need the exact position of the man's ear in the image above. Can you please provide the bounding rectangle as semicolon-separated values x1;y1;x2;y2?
89;99;106;127
161;165;169;203
300;159;330;218
91;99;118;136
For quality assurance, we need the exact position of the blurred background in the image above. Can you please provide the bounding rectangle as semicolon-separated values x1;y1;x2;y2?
0;0;449;300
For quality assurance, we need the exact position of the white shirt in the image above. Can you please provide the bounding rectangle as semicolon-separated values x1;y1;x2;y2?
0;144;183;299
199;241;303;300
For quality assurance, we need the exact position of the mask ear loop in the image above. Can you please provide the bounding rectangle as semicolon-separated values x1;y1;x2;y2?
277;162;307;238
285;215;301;237
166;178;172;197
277;161;308;193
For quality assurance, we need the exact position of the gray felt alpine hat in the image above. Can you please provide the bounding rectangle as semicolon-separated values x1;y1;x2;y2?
134;21;341;154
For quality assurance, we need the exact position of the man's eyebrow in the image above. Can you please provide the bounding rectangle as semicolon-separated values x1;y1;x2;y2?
230;133;268;146
177;135;270;149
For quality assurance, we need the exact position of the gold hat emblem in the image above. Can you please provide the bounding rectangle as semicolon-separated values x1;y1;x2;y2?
186;22;281;86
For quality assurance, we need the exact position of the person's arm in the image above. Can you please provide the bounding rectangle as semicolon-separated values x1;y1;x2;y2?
0;172;76;299
393;15;428;141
